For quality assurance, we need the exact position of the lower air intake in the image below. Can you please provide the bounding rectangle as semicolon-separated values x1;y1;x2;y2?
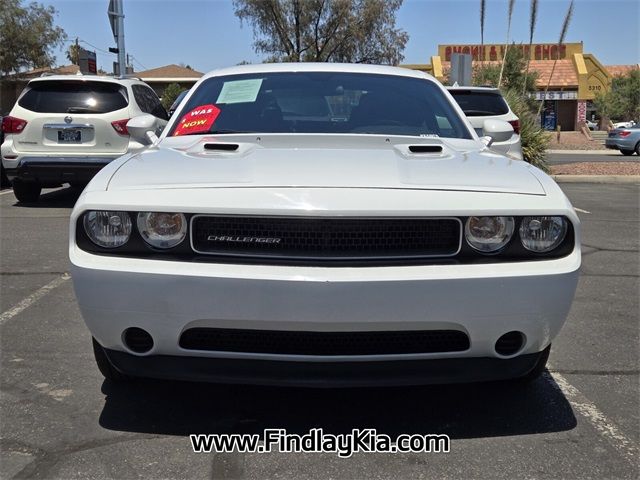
179;328;470;355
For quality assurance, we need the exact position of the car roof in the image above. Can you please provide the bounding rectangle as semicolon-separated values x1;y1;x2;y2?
27;74;145;85
199;62;436;82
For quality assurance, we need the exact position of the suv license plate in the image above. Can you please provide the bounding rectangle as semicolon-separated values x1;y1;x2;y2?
58;130;81;143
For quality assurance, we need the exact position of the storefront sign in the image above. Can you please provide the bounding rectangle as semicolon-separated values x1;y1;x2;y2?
438;43;583;62
533;91;578;101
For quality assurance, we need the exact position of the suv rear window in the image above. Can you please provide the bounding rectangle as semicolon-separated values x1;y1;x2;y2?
448;90;509;116
18;80;129;114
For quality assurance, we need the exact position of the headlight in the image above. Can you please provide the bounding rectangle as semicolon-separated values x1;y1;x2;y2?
465;216;515;253
519;216;567;252
83;211;132;248
137;212;187;249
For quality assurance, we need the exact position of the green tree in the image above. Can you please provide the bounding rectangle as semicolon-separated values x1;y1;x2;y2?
232;0;408;64
474;45;538;93
594;70;640;123
0;0;67;75
161;83;184;110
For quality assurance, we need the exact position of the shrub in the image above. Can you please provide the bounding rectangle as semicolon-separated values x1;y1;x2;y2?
161;83;183;110
502;88;549;173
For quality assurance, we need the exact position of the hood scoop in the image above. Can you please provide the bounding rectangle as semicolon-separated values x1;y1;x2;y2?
408;145;443;154
394;140;450;159
204;143;239;152
173;137;256;158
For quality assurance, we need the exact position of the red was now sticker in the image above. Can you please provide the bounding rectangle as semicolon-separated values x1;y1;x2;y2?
173;104;221;136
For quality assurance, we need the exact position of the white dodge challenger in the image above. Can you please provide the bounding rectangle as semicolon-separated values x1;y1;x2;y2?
69;63;580;387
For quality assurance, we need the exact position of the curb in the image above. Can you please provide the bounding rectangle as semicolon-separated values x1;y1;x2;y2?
552;175;640;184
546;150;617;155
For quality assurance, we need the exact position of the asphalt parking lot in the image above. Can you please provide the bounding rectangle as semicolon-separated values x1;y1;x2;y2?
1;182;638;479
546;152;640;165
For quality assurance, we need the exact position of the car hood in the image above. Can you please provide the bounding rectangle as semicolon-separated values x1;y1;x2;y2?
106;134;545;195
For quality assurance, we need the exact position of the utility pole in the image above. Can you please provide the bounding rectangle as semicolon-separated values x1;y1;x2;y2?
108;0;126;78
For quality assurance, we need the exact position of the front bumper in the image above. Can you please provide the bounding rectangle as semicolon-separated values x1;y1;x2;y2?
103;346;549;387
71;246;580;382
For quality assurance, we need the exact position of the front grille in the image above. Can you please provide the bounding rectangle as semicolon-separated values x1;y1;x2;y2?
179;328;470;355
190;216;461;262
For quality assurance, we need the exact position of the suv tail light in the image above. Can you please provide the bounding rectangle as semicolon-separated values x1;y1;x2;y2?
618;130;631;137
2;116;28;134
111;119;130;136
508;119;520;135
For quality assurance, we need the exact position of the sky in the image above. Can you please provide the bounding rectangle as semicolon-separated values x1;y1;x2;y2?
44;0;640;74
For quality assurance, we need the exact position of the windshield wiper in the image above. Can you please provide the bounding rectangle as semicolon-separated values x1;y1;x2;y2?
177;129;255;136
209;129;255;134
66;106;99;113
462;110;497;116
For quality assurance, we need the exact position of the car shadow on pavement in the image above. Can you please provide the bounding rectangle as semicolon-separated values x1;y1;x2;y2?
10;185;82;209
98;372;576;439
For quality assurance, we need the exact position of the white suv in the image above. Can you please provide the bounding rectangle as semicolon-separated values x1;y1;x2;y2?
447;86;522;160
1;75;168;202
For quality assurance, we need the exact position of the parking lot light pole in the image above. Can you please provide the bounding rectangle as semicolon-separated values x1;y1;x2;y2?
108;0;126;78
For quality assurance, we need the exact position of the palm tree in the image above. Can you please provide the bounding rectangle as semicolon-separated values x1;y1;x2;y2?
522;0;539;94
66;43;81;65
537;0;574;116
498;0;516;88
480;0;486;65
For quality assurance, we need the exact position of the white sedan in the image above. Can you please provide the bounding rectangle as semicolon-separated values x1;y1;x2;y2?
69;63;580;387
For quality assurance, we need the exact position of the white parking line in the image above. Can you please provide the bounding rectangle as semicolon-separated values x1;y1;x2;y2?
0;189;15;196
546;371;638;464
574;207;591;214
0;274;70;326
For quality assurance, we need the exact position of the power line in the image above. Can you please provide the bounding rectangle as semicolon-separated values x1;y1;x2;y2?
61;36;150;73
129;55;148;71
79;40;117;56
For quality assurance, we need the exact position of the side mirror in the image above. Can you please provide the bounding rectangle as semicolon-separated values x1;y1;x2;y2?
127;114;159;145
481;119;514;146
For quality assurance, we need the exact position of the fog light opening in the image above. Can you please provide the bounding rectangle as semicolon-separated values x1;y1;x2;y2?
495;331;525;356
123;327;154;354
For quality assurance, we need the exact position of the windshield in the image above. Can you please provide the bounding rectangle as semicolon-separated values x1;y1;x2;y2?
168;72;472;139
169;90;189;111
